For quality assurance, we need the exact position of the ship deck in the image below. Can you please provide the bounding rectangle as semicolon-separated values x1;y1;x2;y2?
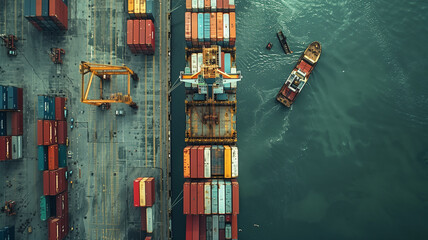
0;0;171;239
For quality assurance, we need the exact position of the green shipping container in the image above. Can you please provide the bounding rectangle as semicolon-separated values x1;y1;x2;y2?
40;196;50;221
59;145;67;167
38;146;48;171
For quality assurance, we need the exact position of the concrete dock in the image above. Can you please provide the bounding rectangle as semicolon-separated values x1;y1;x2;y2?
0;0;171;239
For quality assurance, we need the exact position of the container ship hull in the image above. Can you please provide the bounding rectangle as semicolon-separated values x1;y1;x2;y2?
276;41;321;107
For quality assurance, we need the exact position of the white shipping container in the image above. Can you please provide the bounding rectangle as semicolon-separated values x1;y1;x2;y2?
212;215;219;240
204;146;211;178
191;53;198;74
197;53;203;72
140;178;147;207
218;180;225;214
198;0;204;11
231;146;238;178
192;0;198;10
146;206;153;233
223;14;230;39
11;136;22;159
231;67;237;88
211;0;216;11
229;0;235;5
204;182;211;214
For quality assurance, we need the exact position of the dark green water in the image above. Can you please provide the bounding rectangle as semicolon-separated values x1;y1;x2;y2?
171;0;428;239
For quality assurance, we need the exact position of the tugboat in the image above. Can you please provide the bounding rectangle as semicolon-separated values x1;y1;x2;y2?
276;41;321;107
276;31;292;54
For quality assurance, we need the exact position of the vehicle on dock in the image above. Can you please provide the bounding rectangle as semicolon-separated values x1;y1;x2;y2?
277;31;292;54
276;41;321;107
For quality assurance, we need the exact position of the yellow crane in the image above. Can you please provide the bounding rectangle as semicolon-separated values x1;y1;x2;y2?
79;62;139;110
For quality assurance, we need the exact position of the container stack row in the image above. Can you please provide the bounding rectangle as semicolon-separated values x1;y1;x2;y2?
183;145;238;179
183;180;239;215
127;0;154;20
133;177;156;234
127;0;156;54
186;0;236;12
24;0;69;31
0;226;15;239
36;95;69;240
127;19;156;55
185;12;236;47
186;214;238;240
0;85;23;161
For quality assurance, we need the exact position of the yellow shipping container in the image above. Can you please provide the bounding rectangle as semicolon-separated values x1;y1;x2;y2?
128;0;134;15
183;146;191;178
224;146;232;178
141;0;146;17
139;177;148;206
135;0;141;18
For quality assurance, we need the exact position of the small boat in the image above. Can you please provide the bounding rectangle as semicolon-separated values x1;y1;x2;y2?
276;41;321;107
266;42;273;50
276;31;292;54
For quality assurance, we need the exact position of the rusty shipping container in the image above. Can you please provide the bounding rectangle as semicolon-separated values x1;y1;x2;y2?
133;177;143;207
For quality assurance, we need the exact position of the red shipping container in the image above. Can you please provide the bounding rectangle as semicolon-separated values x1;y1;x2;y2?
49;169;59;195
127;19;136;53
43;170;50;195
185;12;192;42
58;167;67;193
217;0;223;10
133;20;141;52
191;182;198;215
141;207;147;231
190;146;198;178
145;177;155;207
197;146;205;178
186;215;192;240
0;136;11;160
43;120;53;145
17;88;23;111
223;0;229;11
199;215;207;240
219;229;225;240
221;52;225;72
38;120;44;146
134;177;143;207
48;144;59;170
231;214;238;239
145;20;155;54
55;97;65;120
49;0;68;30
53;120;58;144
232;180;239;214
48;217;61;240
191;13;198;46
139;20;147;53
192;215;199;240
36;0;42;17
204;0;210;10
183;182;191;214
56;192;68;218
145;237;152;240
11;112;23;136
57;121;67;145
197;182;204;214
60;215;67;239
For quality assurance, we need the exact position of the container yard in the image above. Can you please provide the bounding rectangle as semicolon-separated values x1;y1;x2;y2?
180;0;241;239
0;0;171;239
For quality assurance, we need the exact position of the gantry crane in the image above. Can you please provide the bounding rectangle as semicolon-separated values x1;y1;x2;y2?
80;62;139;110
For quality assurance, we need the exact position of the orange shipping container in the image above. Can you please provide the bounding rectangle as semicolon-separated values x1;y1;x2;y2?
48;144;59;170
186;0;191;11
230;12;236;42
183;146;191;178
210;13;217;43
139;19;146;52
128;0;134;16
185;12;192;41
217;12;224;42
204;0;210;10
127;20;135;52
191;13;198;45
133;20;140;51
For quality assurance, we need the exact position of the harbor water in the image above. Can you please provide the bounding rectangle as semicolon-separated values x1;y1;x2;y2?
171;0;428;239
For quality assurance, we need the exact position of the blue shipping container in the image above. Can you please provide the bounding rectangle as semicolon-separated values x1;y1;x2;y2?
198;13;204;42
225;53;231;74
0;112;6;136
24;0;31;17
37;95;49;119
206;216;213;239
225;182;232;214
38;146;48;171
49;96;55;120
7;86;18;110
3;226;15;240
204;13;210;42
146;0;154;21
218;145;225;175
0;86;7;109
211;180;218;214
59;144;67;168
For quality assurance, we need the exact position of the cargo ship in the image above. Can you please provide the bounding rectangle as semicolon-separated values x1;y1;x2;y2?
276;41;321;107
277;31;292;54
181;1;241;239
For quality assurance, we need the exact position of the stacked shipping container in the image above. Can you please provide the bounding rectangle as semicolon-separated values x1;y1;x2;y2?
133;177;156;234
24;0;69;31
0;85;23;161
127;0;156;54
37;95;69;240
